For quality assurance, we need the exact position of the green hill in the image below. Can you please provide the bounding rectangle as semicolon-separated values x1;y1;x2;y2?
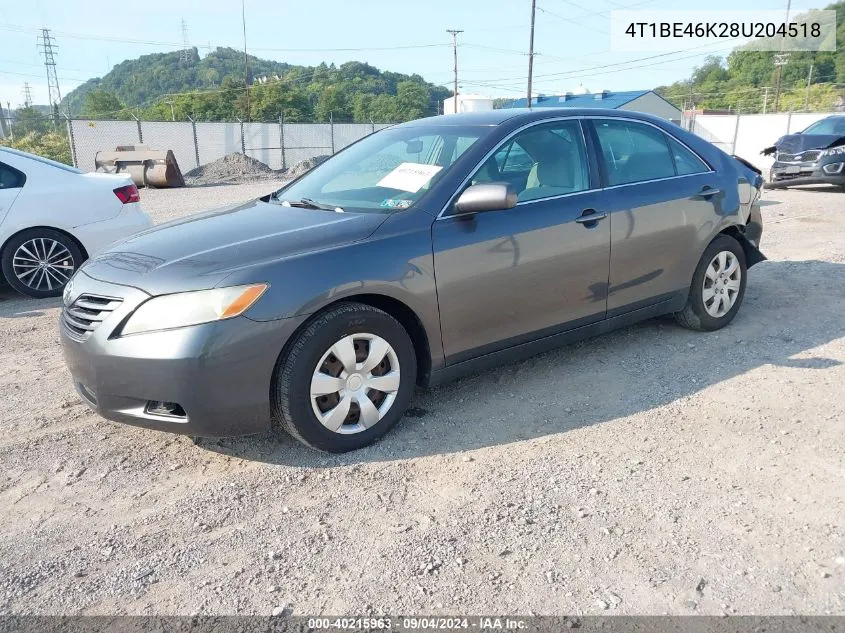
61;47;451;123
656;0;845;113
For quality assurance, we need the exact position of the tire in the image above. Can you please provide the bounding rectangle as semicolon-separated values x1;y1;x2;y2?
674;235;747;332
272;302;417;452
1;228;85;298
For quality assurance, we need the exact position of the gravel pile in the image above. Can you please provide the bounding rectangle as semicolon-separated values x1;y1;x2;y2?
286;155;330;179
184;153;283;186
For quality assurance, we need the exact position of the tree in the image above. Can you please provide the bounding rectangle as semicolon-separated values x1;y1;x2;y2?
83;89;124;119
14;107;49;135
315;86;350;122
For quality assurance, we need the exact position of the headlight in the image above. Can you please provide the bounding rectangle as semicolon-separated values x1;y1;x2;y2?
821;146;845;157
121;284;268;336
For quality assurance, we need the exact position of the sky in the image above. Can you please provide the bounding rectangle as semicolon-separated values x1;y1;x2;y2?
0;0;817;109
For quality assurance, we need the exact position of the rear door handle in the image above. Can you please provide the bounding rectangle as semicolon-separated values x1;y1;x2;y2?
697;186;721;198
575;209;608;224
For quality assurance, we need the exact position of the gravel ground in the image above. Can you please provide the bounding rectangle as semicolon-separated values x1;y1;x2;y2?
0;184;843;616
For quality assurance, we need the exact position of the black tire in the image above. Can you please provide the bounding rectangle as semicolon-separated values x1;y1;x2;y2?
272;302;417;453
1;228;85;299
674;235;748;332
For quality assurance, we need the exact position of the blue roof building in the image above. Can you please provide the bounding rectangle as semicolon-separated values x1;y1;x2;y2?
502;89;682;122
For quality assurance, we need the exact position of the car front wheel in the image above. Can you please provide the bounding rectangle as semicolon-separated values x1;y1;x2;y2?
1;228;84;298
675;234;748;331
272;302;417;452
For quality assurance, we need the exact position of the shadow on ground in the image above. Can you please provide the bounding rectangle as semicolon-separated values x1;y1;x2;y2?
189;259;845;467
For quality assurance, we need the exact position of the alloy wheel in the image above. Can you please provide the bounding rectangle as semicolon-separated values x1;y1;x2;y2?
310;333;401;435
702;250;741;318
12;238;75;293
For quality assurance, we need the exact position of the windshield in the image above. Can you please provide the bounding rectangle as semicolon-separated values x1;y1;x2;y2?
272;124;487;213
802;117;845;136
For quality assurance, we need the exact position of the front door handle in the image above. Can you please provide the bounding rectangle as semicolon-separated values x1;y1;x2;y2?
697;186;722;198
575;209;608;225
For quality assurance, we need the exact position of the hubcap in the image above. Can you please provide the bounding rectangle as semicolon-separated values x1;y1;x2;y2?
702;250;741;318
12;238;75;292
310;333;401;435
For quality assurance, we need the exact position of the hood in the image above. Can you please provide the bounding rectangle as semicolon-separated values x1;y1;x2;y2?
79;198;388;295
771;133;845;154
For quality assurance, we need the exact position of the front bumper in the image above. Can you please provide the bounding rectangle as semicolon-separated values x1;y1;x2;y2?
766;159;845;189
59;272;303;437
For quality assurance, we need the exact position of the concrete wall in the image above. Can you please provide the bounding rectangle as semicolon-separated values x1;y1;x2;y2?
621;92;683;122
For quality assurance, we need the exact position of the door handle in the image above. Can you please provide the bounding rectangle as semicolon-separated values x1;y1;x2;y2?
575;209;608;224
697;186;721;198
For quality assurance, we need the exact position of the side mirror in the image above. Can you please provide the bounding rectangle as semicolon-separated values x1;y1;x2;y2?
453;183;517;214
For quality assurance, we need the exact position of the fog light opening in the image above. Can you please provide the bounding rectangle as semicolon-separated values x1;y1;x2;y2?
822;162;844;175
145;401;187;418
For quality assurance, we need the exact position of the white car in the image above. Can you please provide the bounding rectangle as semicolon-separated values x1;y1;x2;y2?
0;146;152;298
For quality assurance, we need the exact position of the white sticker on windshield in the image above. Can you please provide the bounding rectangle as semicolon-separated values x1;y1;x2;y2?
377;162;443;193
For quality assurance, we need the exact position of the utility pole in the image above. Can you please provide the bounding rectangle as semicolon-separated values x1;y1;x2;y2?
761;86;771;113
446;29;463;114
242;0;251;122
772;0;792;113
165;100;175;121
6;101;13;140
22;83;33;108
527;0;537;109
37;28;62;125
804;62;813;111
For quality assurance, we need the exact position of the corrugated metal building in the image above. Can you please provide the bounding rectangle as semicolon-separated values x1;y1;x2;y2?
502;90;682;123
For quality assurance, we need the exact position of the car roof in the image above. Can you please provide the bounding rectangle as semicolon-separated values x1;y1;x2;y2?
398;107;665;128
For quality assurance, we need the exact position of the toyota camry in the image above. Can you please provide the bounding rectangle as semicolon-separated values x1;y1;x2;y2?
60;108;765;452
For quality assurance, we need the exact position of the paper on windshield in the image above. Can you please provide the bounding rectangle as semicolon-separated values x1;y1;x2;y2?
377;163;443;193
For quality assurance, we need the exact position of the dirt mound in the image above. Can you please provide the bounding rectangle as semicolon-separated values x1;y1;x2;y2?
185;153;282;185
287;155;330;179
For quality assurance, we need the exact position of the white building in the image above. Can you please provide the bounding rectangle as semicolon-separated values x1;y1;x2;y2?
442;94;495;115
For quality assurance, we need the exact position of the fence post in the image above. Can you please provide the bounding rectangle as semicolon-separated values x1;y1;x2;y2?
188;116;200;168
370;118;375;134
132;115;143;143
730;110;741;155
279;112;286;170
786;111;793;134
237;118;245;154
329;112;335;154
65;116;78;168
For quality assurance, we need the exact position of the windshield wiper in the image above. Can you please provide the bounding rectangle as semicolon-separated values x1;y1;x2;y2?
278;197;344;213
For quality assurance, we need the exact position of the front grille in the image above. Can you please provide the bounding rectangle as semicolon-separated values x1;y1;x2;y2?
776;150;821;163
62;294;123;341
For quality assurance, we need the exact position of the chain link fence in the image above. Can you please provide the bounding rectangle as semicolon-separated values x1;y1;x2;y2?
67;118;395;173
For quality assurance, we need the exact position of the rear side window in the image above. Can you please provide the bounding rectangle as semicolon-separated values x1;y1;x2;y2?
0;162;25;189
593;120;675;186
667;135;709;175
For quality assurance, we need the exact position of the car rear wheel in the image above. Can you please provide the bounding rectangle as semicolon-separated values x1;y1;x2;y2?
1;229;84;298
272;302;417;452
674;235;747;331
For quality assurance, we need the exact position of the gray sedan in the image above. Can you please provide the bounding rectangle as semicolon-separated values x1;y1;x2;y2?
60;108;765;452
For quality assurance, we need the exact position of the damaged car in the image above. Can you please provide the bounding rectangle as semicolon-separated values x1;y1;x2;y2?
762;115;845;189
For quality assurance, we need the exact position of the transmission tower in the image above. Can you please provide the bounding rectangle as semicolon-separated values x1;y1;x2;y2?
180;19;190;63
37;28;62;115
22;83;33;108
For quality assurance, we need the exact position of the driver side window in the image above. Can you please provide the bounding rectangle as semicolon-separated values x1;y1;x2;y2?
470;120;591;202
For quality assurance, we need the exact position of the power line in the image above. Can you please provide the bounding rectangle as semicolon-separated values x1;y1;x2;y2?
22;82;32;107
37;28;62;117
180;19;190;64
